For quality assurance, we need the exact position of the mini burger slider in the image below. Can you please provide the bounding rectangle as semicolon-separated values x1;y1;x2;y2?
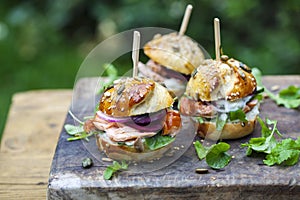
179;55;260;140
84;77;181;161
138;33;205;96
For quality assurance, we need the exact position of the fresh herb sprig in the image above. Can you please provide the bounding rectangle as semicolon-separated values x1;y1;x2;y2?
194;141;232;169
252;68;300;109
215;109;248;131
98;63;118;94
103;160;128;180
64;111;97;141
241;117;300;166
64;124;97;141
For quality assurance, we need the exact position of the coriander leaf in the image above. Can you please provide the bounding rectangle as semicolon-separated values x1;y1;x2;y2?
216;113;228;131
206;142;231;169
241;117;279;154
103;160;128;180
267;89;300;109
252;68;300;109
194;140;209;160
64;124;84;135
145;134;175;151
241;137;266;156
229;109;247;122
263;138;300;166
242;117;300;167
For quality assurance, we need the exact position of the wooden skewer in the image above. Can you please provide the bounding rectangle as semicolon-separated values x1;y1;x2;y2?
132;31;140;77
179;4;193;36
214;18;221;61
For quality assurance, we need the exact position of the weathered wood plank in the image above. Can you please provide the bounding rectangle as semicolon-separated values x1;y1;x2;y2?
48;76;300;200
0;90;72;200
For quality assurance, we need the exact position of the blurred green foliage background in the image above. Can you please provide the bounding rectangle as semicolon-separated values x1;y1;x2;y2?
0;0;299;139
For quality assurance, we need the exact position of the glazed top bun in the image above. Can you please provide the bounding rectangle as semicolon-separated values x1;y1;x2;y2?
186;55;257;102
99;77;174;117
144;32;205;75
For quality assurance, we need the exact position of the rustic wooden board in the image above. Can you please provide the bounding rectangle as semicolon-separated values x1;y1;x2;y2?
0;90;72;200
47;76;300;200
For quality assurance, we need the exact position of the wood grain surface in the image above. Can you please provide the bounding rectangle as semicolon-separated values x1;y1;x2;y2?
0;90;72;200
47;76;300;200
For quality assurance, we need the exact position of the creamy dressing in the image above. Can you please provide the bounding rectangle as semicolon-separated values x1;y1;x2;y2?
213;95;253;113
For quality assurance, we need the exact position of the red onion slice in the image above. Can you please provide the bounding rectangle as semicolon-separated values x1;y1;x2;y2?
96;109;167;132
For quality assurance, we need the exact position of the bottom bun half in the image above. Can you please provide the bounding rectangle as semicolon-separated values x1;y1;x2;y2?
198;118;256;140
96;134;172;162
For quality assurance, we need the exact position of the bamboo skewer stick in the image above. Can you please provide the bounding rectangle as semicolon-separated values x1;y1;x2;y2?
132;31;140;77
214;18;221;61
179;4;193;36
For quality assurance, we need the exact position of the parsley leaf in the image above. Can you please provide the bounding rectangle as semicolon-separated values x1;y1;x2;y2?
194;141;232;169
103;160;128;180
145;134;175;150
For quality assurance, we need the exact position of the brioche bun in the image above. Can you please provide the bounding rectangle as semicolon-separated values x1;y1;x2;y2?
186;56;257;102
197;103;259;140
96;133;172;161
198;119;256;140
144;32;205;75
96;134;172;162
99;77;174;117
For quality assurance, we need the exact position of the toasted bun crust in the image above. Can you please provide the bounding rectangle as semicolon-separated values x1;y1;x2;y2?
186;56;257;102
99;77;174;117
198;118;256;140
96;134;172;161
144;32;205;75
